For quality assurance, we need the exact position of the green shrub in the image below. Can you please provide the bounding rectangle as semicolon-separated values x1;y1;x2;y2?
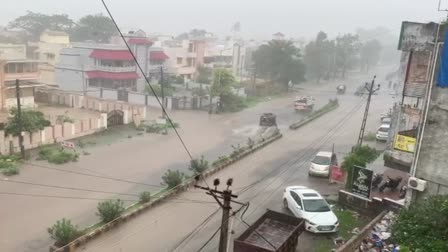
47;218;81;246
212;156;230;167
363;132;376;141
38;146;78;164
97;199;125;223
189;156;209;173
230;144;246;159
139;191;151;204
342;145;379;189
247;138;255;149
1;166;19;176
220;93;247;112
56;115;74;123
392;195;448;252
161;169;185;188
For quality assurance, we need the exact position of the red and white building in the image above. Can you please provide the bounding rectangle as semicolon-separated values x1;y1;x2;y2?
55;35;168;93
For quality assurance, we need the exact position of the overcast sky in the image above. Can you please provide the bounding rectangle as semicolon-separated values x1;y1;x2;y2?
1;0;447;40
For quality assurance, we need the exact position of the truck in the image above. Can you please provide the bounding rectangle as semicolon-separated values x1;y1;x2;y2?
294;96;315;113
234;210;305;252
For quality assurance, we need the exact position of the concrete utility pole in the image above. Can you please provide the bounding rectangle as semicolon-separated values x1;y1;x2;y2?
15;79;25;159
357;76;380;146
194;177;238;252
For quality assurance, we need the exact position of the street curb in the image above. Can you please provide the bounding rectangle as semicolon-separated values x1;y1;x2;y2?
289;100;339;130
50;132;283;252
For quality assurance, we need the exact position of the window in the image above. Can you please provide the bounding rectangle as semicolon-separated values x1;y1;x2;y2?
312;156;331;165
177;57;183;64
302;199;330;212
290;191;302;207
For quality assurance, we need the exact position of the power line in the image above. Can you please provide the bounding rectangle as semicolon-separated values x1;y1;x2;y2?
0;178;140;197
22;161;164;188
0;191;138;202
100;0;193;161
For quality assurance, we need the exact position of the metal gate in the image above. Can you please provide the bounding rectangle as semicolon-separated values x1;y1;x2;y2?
107;110;124;126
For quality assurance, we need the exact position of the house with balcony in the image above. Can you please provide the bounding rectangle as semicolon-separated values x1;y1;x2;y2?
55;43;139;92
0;44;43;110
164;39;206;80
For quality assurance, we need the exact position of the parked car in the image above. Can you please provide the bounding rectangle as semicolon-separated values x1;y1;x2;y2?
283;186;339;233
381;117;392;125
308;151;337;177
376;124;390;141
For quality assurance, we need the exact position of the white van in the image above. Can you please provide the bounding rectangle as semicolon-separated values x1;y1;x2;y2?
308;151;337;177
376;124;390;141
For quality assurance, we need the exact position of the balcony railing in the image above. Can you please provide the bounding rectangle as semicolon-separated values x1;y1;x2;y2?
4;72;40;81
85;65;136;72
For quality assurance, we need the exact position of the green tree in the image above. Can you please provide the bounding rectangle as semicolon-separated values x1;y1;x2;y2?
189;156;209;173
335;34;361;78
359;39;382;73
341;145;379;189
211;69;238;112
253;40;305;89
5;108;51;136
8;11;74;41
392;195;448;252
71;14;117;43
145;84;174;97
139;191;151;203
304;31;336;82
96;199;125;223
196;66;213;84
161;169;185;188
47;218;81;246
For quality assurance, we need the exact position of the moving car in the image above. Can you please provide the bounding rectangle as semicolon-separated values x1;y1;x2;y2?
294;96;315;113
283;186;339;233
376;124;390;141
308;151;337;177
336;85;346;94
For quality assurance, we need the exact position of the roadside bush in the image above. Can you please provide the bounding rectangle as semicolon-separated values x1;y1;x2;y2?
191;87;209;96
230;144;246;159
212;156;230;167
47;218;81;246
1;166;19;176
247;138;255;149
161;169;185;188
392;195;448;252
56;115;74;124
38;146;78;164
189;156;209;173
363;132;376;141
342;145;379;189
220;93;247;112
96;199;125;223
139;191;151;204
0;155;21;176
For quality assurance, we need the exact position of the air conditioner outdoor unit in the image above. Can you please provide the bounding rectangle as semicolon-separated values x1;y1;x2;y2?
408;177;427;191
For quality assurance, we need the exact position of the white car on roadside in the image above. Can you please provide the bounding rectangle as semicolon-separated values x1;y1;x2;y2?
376;124;390;141
308;151;337;177
283;186;339;233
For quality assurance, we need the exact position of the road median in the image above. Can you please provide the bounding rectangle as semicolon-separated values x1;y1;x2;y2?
289;99;339;130
50;131;282;252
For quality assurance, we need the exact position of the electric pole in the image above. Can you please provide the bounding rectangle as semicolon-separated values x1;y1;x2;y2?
15;79;25;159
195;177;238;252
357;76;380;146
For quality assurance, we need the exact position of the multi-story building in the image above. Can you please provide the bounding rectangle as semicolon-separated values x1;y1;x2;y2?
0;43;42;109
164;39;206;80
32;30;70;85
386;21;448;203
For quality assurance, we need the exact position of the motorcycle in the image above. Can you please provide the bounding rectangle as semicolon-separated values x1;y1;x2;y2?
379;176;403;192
372;173;383;190
399;185;407;199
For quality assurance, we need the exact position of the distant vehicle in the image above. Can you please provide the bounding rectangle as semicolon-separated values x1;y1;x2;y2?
336;85;346;94
355;85;378;96
259;113;277;127
376;124;390;141
381;117;392;125
294;96;315;112
234;210;305;252
380;110;392;121
308;151;337;177
283;186;339;233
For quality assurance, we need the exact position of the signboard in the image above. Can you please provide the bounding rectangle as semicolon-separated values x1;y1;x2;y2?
330;165;346;184
394;134;416;153
60;141;75;149
398;22;438;51
351;166;373;199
